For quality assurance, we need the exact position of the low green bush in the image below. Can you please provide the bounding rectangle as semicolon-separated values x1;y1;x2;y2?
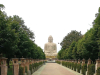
7;65;13;75
25;66;27;73
77;63;81;73
62;61;65;66
19;66;24;75
96;67;100;75
67;62;69;67
71;62;74;70
66;62;68;67
87;64;95;75
32;63;35;69
29;64;32;74
73;63;77;71
69;62;71;68
82;64;87;75
56;61;61;64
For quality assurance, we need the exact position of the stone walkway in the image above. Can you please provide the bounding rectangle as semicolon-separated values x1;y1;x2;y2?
32;63;82;75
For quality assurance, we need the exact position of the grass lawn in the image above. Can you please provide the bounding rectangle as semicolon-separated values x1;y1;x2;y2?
7;60;21;75
7;65;13;75
7;61;13;75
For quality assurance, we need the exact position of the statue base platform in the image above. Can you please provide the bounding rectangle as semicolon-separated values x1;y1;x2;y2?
47;60;56;63
46;56;57;61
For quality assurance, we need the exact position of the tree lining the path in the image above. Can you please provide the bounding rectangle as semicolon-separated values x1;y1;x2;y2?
0;4;45;67
58;7;100;62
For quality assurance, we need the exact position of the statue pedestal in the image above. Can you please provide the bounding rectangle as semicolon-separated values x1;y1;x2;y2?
46;56;57;61
44;35;57;61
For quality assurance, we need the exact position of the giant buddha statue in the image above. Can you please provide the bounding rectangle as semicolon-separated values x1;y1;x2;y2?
44;35;57;59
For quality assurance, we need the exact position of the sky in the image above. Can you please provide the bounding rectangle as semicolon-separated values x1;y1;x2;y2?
1;0;100;52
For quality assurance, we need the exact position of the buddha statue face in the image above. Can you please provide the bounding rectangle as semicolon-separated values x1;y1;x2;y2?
48;35;53;43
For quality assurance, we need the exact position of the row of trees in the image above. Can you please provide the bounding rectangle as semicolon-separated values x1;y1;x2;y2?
0;4;45;66
58;7;100;62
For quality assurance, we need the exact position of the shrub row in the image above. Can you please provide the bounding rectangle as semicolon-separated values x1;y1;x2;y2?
62;61;81;72
56;61;61;64
96;67;100;75
77;63;81;73
87;64;95;75
82;64;87;75
61;61;81;73
57;60;100;75
19;61;44;74
59;61;97;75
19;66;24;75
29;64;32;74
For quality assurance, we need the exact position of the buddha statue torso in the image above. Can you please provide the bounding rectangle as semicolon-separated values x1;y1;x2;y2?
44;35;57;57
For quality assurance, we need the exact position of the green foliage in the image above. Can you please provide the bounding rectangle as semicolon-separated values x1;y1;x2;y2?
82;64;87;75
73;63;77;71
58;7;100;61
71;62;74;70
62;61;66;66
62;61;76;70
98;7;100;12
98;52;100;57
29;64;32;74
0;4;46;64
0;4;20;67
77;28;98;61
60;30;82;50
7;65;13;75
96;67;100;75
25;66;27;73
57;49;65;59
56;61;61;64
87;64;95;75
19;66;24;75
31;61;43;71
58;30;82;59
0;4;5;10
32;63;35;69
77;63;81;73
67;41;76;59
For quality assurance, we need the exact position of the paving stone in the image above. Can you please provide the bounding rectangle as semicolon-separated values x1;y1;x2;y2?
32;63;83;75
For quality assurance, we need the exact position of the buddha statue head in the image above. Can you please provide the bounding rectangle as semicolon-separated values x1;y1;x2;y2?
48;35;53;43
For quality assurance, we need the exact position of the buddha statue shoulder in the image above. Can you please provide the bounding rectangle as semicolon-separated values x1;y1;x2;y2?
44;35;57;56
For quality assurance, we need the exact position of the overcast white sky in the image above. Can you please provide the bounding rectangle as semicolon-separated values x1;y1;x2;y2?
1;0;100;52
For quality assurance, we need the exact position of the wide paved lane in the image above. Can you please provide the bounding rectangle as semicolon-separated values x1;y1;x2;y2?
40;63;76;75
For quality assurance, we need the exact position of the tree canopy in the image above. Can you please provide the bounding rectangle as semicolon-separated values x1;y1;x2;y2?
0;4;45;64
58;7;100;62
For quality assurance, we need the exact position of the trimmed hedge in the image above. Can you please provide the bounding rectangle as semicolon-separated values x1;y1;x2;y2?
77;63;81;73
57;61;86;74
96;67;100;75
25;66;27;73
71;62;74;70
82;64;87;75
19;66;24;75
32;63;35;69
31;61;43;71
87;64;95;75
73;63;77;71
61;61;78;71
29;64;32;74
56;61;61;64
